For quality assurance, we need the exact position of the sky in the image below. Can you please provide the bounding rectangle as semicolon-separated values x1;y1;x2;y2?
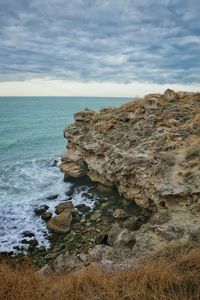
0;0;199;96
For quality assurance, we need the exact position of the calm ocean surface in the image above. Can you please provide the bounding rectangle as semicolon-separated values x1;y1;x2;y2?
0;97;131;252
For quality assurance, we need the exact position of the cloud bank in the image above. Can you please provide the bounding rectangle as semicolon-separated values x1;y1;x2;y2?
0;0;199;95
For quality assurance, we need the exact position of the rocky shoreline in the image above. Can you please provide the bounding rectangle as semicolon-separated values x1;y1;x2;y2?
2;89;200;275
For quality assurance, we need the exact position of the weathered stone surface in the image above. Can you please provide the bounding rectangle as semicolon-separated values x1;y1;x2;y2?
61;90;200;209
52;253;84;274
34;205;49;215
22;231;35;238
37;264;53;276
60;90;200;258
61;148;88;178
55;201;73;215
75;203;91;213
47;208;73;234
41;211;52;221
21;238;38;247
113;208;127;219
47;194;59;200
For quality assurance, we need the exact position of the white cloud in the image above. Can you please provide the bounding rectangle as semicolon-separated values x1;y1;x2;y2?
0;78;199;97
0;0;199;85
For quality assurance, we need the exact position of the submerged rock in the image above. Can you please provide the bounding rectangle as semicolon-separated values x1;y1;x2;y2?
22;231;35;238
47;194;59;200
51;159;59;167
41;211;52;221
21;239;38;247
34;205;49;215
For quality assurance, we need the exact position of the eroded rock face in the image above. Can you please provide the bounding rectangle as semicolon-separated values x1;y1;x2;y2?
60;90;200;256
61;90;200;209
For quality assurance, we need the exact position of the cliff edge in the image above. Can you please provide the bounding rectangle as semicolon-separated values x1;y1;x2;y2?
60;89;200;256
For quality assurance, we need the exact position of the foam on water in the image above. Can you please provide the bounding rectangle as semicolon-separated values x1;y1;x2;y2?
0;158;96;252
0;96;130;253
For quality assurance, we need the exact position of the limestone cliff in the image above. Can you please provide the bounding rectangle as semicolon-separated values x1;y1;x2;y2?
60;89;200;255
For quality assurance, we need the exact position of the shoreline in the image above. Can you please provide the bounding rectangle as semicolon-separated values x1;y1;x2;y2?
2;175;149;270
1;89;200;276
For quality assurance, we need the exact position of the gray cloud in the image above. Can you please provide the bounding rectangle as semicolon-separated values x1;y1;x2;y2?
0;0;199;84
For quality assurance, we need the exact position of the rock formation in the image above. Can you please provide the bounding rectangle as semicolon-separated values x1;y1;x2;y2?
60;89;200;258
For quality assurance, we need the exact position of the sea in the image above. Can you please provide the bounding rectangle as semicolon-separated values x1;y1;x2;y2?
0;97;131;252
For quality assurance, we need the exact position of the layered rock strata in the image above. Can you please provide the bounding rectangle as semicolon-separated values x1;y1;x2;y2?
60;89;200;256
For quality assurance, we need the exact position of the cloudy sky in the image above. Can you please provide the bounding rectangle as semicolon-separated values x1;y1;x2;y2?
0;0;199;96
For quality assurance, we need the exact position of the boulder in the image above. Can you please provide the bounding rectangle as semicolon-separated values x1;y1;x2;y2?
164;88;178;100
34;205;49;215
90;211;102;221
106;224;136;248
52;253;84;274
22;231;35;238
113;208;127;219
51;160;59;167
75;203;91;213
41;211;52;221
55;201;73;215
21;239;38;247
47;209;72;234
47;194;59;200
37;264;53;276
123;216;145;230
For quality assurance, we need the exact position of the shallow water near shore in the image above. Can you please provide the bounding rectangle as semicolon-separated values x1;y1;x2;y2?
0;97;131;252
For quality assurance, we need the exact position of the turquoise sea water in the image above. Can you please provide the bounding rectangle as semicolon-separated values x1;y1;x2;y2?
0;97;131;252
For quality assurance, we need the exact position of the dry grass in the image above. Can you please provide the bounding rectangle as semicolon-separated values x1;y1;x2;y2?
185;145;200;160
1;244;200;300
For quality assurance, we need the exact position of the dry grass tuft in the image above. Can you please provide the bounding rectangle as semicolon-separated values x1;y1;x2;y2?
186;145;200;160
1;243;200;300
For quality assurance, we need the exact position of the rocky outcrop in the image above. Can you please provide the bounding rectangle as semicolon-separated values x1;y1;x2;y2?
47;203;73;234
60;89;200;256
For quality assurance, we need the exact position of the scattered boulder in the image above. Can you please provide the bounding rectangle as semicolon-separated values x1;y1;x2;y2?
90;211;102;221
22;231;35;238
123;216;145;230
75;203;91;213
82;192;93;199
52;253;84;274
47;194;59;200
55;201;73;215
87;245;112;262
65;189;74;197
51;159;59;167
47;208;73;234
106;224;122;246
113;229;136;248
41;211;52;222
21;239;38;247
164;88;178;100
37;264;53;276
113;208;127;219
99;224;136;248
34;205;49;215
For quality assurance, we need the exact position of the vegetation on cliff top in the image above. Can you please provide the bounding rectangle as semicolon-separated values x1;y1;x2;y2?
1;242;200;300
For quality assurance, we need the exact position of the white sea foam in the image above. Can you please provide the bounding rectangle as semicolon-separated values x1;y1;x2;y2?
0;97;129;253
0;158;95;253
